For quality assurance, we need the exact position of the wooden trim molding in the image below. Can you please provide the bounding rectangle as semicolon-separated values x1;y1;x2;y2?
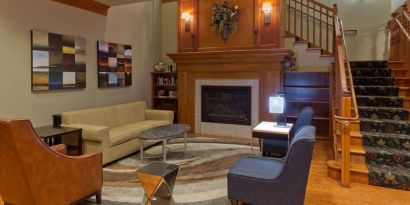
52;0;110;16
168;49;293;134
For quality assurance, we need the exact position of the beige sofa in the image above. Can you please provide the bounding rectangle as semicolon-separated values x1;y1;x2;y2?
61;101;173;165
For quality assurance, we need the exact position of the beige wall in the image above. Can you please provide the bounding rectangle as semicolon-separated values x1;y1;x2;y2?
316;0;391;61
105;0;162;108
161;1;178;64
392;0;407;12
0;0;161;126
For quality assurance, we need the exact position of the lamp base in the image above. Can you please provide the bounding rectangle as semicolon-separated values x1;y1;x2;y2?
274;122;288;128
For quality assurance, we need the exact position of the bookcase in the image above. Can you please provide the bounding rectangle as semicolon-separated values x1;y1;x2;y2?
151;72;178;123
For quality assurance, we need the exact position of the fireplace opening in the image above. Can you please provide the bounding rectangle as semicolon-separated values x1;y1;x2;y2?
201;86;251;125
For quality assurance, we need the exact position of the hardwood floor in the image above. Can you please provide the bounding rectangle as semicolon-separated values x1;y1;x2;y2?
305;141;410;205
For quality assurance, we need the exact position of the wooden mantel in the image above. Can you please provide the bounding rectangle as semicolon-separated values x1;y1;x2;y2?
168;49;293;134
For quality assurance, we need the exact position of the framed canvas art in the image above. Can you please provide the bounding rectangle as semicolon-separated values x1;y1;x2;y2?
97;41;132;88
31;30;86;91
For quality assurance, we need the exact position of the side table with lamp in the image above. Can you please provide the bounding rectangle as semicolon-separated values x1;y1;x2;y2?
251;94;293;156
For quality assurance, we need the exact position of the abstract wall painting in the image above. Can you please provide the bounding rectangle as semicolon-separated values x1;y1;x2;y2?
31;30;86;91
97;41;132;88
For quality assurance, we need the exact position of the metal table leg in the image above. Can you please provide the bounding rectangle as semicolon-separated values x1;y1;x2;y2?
251;139;254;155
140;139;144;161
184;132;187;153
162;140;167;161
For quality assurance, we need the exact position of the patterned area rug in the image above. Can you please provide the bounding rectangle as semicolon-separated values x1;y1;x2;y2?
84;137;257;204
351;61;410;191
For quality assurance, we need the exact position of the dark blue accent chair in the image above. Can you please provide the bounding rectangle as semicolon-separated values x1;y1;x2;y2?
228;126;316;205
263;106;314;156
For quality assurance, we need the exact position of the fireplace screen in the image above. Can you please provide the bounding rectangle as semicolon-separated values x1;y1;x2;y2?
201;86;251;125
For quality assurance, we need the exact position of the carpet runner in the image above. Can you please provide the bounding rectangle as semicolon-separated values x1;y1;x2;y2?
351;61;410;191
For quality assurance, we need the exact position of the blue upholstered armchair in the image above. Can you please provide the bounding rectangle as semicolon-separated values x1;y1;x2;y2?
263;106;314;157
228;126;316;205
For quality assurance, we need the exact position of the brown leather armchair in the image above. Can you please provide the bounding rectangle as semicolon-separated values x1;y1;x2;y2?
0;119;103;205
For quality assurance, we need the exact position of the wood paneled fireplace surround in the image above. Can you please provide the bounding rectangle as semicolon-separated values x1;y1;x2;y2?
169;49;293;135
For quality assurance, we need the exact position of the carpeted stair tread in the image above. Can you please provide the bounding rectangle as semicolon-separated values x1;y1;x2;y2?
354;86;399;96
358;106;409;120
353;77;395;86
356;95;404;108
362;131;410;150
351;68;391;77
350;61;388;68
367;164;410;190
352;60;410;191
364;146;410;169
360;118;410;135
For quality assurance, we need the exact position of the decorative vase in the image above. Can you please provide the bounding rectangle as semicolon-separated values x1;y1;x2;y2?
221;25;230;41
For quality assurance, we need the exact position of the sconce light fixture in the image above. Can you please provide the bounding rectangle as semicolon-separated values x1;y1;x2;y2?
181;12;191;32
262;2;272;25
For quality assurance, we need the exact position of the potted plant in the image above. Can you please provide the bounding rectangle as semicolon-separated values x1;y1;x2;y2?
210;0;240;41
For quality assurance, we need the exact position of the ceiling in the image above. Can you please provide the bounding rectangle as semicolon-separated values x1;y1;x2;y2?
94;0;150;6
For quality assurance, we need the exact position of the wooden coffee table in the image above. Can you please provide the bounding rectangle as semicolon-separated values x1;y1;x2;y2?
138;124;190;161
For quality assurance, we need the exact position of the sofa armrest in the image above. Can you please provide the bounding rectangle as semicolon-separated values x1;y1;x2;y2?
61;124;109;142
145;109;174;124
50;144;67;155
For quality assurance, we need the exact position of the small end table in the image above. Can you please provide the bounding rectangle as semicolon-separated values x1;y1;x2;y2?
251;121;293;156
137;161;179;205
35;125;82;155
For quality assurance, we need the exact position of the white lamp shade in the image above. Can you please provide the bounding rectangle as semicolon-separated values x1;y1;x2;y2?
269;96;284;114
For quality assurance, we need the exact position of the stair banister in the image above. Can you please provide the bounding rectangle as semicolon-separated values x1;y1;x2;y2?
332;15;360;187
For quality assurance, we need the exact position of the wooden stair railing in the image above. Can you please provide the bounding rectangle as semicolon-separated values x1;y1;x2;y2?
389;5;410;69
330;15;360;187
285;0;338;54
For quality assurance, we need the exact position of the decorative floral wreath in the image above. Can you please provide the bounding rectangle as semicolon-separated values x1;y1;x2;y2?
210;0;240;39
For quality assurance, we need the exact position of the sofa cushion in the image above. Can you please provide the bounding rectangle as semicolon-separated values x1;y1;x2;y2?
113;102;147;126
229;156;285;180
109;120;169;147
62;101;147;128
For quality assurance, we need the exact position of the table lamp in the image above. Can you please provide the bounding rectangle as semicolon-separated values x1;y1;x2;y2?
269;94;287;127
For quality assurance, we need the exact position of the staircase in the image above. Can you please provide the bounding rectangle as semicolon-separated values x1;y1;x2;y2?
352;60;410;190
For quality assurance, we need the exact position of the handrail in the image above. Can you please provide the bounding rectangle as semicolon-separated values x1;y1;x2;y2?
333;16;359;121
404;10;410;22
331;14;360;188
337;17;359;120
285;0;337;54
395;18;410;42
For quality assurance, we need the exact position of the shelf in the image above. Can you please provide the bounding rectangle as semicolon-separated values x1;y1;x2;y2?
287;115;329;121
153;96;178;100
154;85;177;87
152;72;177;75
287;99;329;104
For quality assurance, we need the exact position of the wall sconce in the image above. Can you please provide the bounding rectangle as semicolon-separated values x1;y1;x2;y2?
262;2;272;25
181;12;191;32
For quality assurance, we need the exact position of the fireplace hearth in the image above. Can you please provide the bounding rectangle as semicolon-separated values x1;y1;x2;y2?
201;86;251;125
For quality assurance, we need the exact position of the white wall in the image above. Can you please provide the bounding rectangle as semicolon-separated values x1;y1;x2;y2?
0;0;161;126
161;1;178;64
392;0;407;12
316;0;391;61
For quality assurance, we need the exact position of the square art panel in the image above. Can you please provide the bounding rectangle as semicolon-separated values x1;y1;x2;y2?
97;41;132;88
31;30;86;91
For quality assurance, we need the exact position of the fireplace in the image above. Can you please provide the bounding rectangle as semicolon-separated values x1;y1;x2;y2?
201;86;251;125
